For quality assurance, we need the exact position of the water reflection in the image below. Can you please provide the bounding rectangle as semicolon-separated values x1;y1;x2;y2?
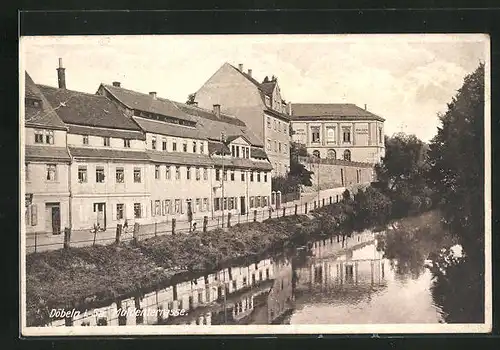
47;228;447;326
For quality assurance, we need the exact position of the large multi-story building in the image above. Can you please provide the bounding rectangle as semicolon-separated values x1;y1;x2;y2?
290;103;385;164
24;72;72;236
194;63;292;177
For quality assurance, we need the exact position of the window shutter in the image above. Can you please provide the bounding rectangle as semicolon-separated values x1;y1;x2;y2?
31;204;37;226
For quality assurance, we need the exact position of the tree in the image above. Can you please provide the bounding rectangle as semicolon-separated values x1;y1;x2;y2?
427;63;484;262
186;93;196;105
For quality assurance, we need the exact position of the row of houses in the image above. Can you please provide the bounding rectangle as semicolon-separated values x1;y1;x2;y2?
24;60;273;235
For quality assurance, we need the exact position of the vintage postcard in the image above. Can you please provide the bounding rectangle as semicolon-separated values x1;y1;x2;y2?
20;34;491;335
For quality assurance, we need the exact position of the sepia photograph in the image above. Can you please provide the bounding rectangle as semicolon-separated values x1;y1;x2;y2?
19;34;491;335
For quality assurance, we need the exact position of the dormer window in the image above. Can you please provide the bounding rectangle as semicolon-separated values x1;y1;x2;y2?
83;135;89;145
151;136;157;150
34;129;54;144
265;96;271;107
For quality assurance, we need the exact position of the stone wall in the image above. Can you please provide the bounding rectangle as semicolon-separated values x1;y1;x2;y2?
299;156;375;192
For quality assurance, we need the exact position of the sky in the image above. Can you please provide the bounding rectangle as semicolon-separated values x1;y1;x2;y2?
21;34;488;142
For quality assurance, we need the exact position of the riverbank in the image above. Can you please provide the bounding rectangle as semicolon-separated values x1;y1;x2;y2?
25;186;431;327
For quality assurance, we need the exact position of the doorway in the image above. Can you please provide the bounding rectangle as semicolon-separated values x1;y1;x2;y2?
45;203;60;235
93;202;106;229
240;196;246;215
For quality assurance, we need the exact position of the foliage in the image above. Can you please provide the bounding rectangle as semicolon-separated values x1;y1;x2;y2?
427;63;485;263
272;142;313;192
352;187;392;230
271;175;301;194
186;93;196;105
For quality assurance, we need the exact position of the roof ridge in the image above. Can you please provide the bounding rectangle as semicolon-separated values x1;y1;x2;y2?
38;84;110;99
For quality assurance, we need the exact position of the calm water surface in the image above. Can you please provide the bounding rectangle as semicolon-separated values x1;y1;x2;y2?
48;220;447;327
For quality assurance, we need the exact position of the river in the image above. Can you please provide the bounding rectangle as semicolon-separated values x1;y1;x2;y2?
47;213;451;327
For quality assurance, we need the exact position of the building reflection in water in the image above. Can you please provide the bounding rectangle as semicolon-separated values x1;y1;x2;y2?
47;230;376;327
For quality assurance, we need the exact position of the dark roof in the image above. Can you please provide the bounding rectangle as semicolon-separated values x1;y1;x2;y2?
101;84;196;123
132;116;207;140
212;157;273;171
208;141;230;155
24;73;67;130
37;85;142;130
67;124;146;140
260;81;276;95
25;145;71;162
147;151;214;167
264;107;291;121
173;102;246;127
69;147;149;161
291;103;385;122
250;147;268;160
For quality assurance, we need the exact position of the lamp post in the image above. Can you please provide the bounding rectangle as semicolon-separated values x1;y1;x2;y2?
220;132;226;228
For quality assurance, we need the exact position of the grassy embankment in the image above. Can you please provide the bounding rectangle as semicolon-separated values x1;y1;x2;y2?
26;185;431;326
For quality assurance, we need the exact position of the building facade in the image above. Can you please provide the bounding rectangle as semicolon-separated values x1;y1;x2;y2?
194;63;292;177
290;103;385;164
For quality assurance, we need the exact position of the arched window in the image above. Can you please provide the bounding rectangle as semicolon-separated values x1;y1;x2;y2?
327;149;336;159
343;149;351;161
312;150;320;158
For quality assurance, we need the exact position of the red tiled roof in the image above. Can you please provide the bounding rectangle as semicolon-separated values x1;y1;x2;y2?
24;73;67;130
25;145;71;162
37;85;142;131
291;103;385;121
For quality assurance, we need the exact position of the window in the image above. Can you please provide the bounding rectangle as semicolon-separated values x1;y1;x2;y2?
203;167;208;180
326;127;336;143
123;139;131;148
264;172;267;182
250;172;254;182
155;165;160;179
256;196;261;208
200;141;204;154
284;124;288;134
96;166;105;183
165;166;171;180
223;170;227;181
278;142;281;153
35;130;44;143
257;172;261;182
203;198;208;211
83;135;89;145
343;150;351;161
154;200;161;216
311;126;320;143
343;127;351;143
116;204;124;220
214;198;220;211
77;166;87;183
103;137;110;147
274;141;277;152
216;169;221;181
265;96;270;107
134;168;141;183
182;141;188;152
134;203;142;218
164;200;171;214
151;136;157;150
379;127;383;143
267;117;271;128
175;166;180;180
229;197;234;210
193;141;197;153
284;143;288;154
172;140;177;151
186;167;191;180
267;139;271;151
231;145;235;157
174;199;181;214
250;196;255;208
116;167;124;183
262;196;267;207
230;171;235;181
327;149;336;159
241;172;245;181
312;150;320;158
25;163;30;181
45;130;54;144
273;120;277;130
196;167;201;181
162;138;167;151
223;197;228;210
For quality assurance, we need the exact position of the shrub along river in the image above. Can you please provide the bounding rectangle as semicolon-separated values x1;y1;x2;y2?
46;210;466;327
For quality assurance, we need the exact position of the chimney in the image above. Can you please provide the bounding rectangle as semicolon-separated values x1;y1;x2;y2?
213;104;221;118
112;81;121;87
149;92;157;99
364;104;367;110
248;69;252;77
238;63;243;72
56;58;66;89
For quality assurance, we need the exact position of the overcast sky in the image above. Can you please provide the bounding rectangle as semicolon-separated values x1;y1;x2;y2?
21;35;488;142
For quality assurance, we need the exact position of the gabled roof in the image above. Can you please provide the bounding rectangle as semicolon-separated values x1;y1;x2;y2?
100;84;196;123
37;85;142;131
132;116;207;140
260;81;276;96
225;134;251;145
24;72;67;131
291;103;385;122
